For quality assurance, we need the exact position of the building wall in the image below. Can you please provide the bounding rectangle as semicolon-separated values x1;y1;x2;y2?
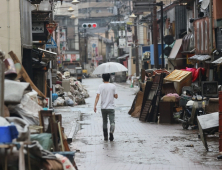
0;0;22;61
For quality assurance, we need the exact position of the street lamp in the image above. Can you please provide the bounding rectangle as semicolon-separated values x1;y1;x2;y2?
129;13;137;19
71;0;80;5
129;13;139;76
67;7;74;12
70;15;76;19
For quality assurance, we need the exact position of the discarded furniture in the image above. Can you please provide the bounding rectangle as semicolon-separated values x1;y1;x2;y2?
140;73;165;122
197;112;219;151
205;98;219;113
0;142;29;170
164;70;192;95
128;91;144;118
162;82;177;95
159;101;178;124
39;110;61;151
201;81;218;98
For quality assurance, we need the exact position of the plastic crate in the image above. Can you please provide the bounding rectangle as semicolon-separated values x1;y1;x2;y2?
0;126;12;143
179;95;192;107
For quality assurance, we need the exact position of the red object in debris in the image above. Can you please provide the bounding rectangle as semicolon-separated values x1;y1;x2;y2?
219;91;222;152
153;69;170;75
181;67;206;82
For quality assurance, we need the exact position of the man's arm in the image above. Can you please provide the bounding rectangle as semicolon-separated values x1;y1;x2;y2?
94;94;100;112
114;94;118;99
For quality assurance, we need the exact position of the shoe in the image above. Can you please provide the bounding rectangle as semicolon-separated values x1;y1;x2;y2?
103;129;108;141
109;133;114;141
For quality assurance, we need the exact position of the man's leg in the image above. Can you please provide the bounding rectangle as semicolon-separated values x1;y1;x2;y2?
108;109;115;141
101;109;108;141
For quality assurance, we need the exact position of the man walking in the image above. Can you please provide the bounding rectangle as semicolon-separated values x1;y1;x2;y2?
94;73;118;141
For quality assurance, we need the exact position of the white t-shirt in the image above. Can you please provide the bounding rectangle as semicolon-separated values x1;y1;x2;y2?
97;83;117;109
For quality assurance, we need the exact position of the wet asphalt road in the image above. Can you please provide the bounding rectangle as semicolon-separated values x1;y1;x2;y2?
70;78;222;170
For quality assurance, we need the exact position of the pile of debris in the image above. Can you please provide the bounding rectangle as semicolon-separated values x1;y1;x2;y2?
53;71;89;107
1;51;79;170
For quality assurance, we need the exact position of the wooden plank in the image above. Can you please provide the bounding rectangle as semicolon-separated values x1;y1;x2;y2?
8;51;46;98
197;118;208;151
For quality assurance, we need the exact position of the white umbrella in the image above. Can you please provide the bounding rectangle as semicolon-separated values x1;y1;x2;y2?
93;62;128;74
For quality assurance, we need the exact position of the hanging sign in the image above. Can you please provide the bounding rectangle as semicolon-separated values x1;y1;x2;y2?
32;23;44;33
46;23;58;34
119;38;126;48
114;43;118;57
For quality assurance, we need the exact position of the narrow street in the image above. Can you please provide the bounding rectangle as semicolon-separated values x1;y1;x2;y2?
70;78;222;170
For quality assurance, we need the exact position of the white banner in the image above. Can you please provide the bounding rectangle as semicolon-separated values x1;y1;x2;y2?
119;38;126;48
114;43;118;57
119;30;126;37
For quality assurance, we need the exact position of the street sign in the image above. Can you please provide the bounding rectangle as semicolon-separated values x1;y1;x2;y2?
46;23;57;34
133;1;155;12
92;44;96;48
46;37;57;49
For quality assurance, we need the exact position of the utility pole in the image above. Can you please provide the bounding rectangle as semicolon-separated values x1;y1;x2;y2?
160;1;164;69
153;5;158;68
79;32;82;68
117;5;121;57
135;16;139;76
84;28;87;69
133;1;164;69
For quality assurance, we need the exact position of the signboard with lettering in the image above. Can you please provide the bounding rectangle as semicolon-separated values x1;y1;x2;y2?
46;23;58;34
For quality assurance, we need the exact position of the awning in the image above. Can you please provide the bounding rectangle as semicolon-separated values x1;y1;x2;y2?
38;48;57;55
117;54;129;60
37;48;57;62
188;55;211;61
168;39;183;60
212;57;222;64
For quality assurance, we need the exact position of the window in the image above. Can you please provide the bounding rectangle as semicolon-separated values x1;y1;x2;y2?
68;39;76;50
68;19;74;25
96;10;101;13
79;8;87;13
108;8;113;13
62;19;67;25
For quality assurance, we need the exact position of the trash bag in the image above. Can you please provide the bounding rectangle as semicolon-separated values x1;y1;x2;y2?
75;95;85;105
6;117;30;141
54;97;65;106
64;98;74;106
81;89;89;98
75;81;83;92
8;94;42;125
57;71;63;81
